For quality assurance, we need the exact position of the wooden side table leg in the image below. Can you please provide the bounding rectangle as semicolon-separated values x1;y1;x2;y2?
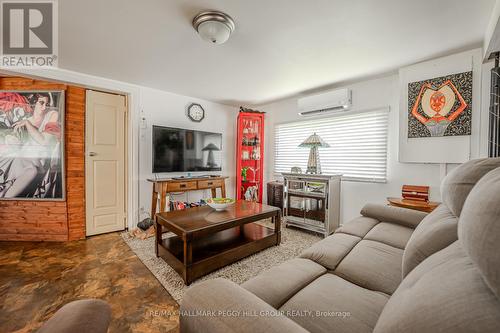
211;188;217;198
159;184;167;213
151;186;158;219
221;183;226;197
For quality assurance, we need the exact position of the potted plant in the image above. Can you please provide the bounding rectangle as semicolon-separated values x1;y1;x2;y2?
241;167;248;182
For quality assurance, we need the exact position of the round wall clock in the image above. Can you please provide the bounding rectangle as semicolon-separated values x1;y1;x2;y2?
187;103;205;122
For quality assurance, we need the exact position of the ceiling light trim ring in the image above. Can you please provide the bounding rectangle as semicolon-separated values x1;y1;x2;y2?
192;11;235;33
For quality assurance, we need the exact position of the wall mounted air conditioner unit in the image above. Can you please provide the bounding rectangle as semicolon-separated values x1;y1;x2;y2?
298;88;352;116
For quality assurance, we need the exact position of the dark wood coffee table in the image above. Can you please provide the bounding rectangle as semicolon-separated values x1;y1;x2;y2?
155;200;281;285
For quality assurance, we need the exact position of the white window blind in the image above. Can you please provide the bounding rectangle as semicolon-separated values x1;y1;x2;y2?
274;109;389;182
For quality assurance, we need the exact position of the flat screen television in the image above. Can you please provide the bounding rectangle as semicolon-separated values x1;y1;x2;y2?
152;125;223;173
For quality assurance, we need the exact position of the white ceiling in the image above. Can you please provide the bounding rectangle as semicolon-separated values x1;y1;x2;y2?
59;0;495;105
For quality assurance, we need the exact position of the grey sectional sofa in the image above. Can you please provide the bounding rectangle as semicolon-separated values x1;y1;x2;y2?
37;299;111;333
180;158;500;333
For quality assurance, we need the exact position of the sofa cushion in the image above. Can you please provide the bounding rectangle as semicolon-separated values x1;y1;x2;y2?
402;204;458;277
374;242;500;333
459;167;500;299
364;222;413;250
280;274;389;333
181;278;309;333
300;233;361;270
334;240;403;295
360;203;428;229
334;216;379;238
241;258;326;309
441;157;500;217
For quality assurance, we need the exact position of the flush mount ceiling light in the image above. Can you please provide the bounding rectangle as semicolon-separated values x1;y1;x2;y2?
192;11;235;45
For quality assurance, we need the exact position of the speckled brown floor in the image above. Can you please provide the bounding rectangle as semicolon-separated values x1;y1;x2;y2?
0;233;179;333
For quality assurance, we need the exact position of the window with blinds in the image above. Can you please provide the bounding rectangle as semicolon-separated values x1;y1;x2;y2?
274;108;389;182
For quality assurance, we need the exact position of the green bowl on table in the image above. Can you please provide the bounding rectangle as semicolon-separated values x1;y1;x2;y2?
206;198;235;211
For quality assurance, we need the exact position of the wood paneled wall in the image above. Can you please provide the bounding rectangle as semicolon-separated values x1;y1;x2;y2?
0;77;86;241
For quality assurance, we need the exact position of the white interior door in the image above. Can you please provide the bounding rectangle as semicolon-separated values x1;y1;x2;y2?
86;90;126;236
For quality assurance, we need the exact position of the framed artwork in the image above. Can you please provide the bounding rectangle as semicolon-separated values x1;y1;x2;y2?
408;71;472;138
0;91;65;200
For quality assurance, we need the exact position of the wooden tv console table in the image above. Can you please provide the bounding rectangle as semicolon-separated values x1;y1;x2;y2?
147;176;228;218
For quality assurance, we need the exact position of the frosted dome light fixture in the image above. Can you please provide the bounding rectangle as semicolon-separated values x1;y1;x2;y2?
192;11;235;45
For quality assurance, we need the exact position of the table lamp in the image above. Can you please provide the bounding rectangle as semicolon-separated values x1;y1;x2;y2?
202;143;220;168
298;133;330;174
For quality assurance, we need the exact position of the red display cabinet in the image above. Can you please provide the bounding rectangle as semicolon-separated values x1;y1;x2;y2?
236;111;264;203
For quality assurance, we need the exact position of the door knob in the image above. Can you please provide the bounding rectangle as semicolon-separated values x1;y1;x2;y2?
88;152;97;156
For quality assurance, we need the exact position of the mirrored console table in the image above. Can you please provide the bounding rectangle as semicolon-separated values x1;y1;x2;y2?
282;173;341;238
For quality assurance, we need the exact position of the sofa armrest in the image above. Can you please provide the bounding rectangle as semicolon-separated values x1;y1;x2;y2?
180;278;308;333
360;203;429;229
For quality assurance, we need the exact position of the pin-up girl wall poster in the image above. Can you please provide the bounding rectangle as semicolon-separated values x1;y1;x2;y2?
0;91;65;200
408;71;472;138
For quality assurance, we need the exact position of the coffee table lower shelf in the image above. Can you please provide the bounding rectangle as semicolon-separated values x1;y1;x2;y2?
157;223;278;284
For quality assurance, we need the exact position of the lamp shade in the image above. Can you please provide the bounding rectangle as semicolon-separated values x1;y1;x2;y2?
202;143;220;151
298;133;330;148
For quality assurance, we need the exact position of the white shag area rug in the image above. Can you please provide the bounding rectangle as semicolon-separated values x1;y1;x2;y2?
121;220;320;303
